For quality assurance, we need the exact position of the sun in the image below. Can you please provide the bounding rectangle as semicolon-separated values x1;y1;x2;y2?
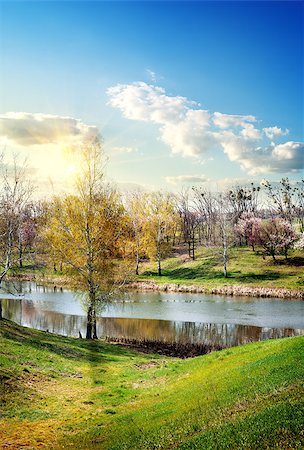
26;144;83;196
65;164;78;176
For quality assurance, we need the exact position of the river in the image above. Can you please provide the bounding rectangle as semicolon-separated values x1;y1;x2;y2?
1;281;303;347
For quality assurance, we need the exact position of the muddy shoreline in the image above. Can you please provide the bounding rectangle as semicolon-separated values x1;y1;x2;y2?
105;336;226;358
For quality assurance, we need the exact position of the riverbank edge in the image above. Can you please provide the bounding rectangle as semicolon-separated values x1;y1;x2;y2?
126;280;304;299
7;272;304;299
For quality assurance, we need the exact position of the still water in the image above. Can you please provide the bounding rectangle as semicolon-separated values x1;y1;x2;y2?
1;281;303;347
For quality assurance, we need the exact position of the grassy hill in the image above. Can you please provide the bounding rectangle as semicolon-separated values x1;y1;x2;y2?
0;319;303;449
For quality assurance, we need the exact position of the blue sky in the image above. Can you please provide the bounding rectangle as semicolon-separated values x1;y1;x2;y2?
0;1;303;195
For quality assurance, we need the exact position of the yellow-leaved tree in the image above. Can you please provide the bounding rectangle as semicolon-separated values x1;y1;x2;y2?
142;192;177;276
45;139;131;338
125;190;148;275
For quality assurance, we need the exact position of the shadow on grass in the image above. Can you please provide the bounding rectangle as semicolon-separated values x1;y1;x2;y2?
232;272;282;282
274;257;304;267
0;319;138;364
143;263;224;281
142;267;284;285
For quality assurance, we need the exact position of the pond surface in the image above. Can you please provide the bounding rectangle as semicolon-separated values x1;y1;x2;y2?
1;281;303;347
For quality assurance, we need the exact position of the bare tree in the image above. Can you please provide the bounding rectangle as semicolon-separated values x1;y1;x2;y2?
178;188;200;260
0;155;33;284
294;180;304;232
262;178;299;224
0;155;34;319
226;183;260;224
192;187;217;245
215;193;234;278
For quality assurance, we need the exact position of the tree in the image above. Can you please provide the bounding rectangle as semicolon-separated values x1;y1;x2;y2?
294;180;304;232
262;178;298;224
215;193;234;278
192;187;217;245
294;233;304;251
17;202;39;268
192;188;234;277
44;139;131;338
178;189;200;260
227;184;260;224
0;155;33;319
125;191;146;275
142;192;177;276
0;155;33;284
254;218;297;260
234;212;261;251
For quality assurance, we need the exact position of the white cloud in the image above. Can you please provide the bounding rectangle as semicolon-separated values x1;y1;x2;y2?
161;109;214;157
107;82;213;158
263;126;289;140
0;112;99;147
107;82;189;124
240;123;261;140
107;81;303;176
272;141;303;164
165;174;209;185
217;131;303;175
212;112;256;129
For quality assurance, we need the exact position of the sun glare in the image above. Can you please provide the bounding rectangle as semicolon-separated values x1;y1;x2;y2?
25;144;83;196
65;164;77;175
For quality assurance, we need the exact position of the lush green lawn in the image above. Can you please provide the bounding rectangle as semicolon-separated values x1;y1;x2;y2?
139;246;304;291
0;319;303;449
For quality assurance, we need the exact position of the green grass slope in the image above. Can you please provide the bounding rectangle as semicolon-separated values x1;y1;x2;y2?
139;246;304;292
0;319;303;449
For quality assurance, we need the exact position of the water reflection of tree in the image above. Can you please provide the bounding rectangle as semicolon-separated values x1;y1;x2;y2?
3;298;303;347
96;317;303;347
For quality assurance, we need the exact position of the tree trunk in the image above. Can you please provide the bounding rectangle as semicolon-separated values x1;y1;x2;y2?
86;306;93;339
191;234;195;260
223;235;227;278
19;241;23;268
191;243;195;260
157;250;162;276
0;299;2;320
86;304;96;339
93;317;98;339
135;251;139;276
86;280;98;339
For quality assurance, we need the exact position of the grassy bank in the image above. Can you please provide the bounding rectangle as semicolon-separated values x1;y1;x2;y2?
7;246;303;296
4;247;304;300
138;246;304;293
0;319;303;449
